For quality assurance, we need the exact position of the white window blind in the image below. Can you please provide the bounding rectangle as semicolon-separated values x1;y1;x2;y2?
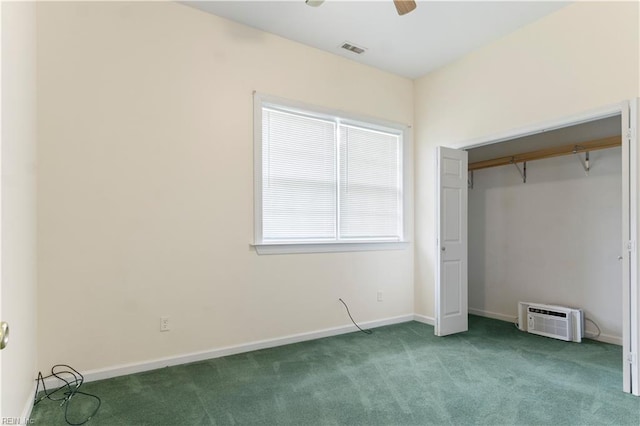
262;108;336;241
256;97;404;249
339;125;401;240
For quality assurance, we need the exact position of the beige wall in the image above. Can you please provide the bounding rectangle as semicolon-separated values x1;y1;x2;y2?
414;1;640;318
34;0;640;378
1;1;38;418
36;2;414;372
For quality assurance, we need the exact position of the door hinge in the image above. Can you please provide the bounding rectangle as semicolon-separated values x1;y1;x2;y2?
627;240;635;253
626;352;636;365
626;127;636;141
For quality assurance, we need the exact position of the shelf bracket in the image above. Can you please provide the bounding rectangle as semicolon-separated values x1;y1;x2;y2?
468;170;474;189
511;158;526;183
573;145;590;175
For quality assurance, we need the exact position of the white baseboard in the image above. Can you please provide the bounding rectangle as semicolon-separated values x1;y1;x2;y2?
469;307;623;346
584;333;622;346
44;314;414;388
413;314;435;325
469;308;517;324
40;309;621;390
21;380;37;423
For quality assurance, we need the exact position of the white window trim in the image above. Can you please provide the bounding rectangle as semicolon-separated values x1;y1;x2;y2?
253;241;410;255
253;92;411;254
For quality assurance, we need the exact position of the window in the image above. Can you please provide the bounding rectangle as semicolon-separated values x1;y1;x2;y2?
254;94;407;254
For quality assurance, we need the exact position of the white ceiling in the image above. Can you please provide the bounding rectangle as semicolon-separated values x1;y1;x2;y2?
183;0;570;79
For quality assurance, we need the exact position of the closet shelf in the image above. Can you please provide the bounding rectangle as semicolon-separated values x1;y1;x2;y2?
468;135;621;172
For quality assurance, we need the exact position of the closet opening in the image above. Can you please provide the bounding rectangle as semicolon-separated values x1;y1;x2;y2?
465;115;623;346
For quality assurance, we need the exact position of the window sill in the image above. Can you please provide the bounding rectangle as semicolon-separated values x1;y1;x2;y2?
252;241;410;255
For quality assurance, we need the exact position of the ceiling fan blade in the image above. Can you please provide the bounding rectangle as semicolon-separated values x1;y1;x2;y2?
393;0;417;16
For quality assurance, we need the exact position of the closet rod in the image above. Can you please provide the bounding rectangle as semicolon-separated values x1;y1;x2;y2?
468;135;621;172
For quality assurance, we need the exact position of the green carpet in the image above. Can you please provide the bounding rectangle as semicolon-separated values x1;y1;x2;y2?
31;316;639;425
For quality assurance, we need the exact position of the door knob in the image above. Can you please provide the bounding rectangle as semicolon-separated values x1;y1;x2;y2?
618;256;623;260
441;247;446;251
0;322;8;350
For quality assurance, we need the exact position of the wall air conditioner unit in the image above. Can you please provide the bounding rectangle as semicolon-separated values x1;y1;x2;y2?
518;302;583;343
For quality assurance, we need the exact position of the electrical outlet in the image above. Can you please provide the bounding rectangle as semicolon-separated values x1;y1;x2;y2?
160;317;170;332
377;291;383;302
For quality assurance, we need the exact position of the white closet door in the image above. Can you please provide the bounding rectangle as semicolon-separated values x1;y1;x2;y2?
435;147;468;336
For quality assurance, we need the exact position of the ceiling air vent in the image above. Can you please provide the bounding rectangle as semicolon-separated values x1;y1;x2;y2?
340;42;366;55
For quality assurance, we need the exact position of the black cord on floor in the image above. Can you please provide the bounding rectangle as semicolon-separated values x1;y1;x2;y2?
338;298;373;335
34;364;101;425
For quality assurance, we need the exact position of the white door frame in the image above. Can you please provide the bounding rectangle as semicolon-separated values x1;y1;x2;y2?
629;99;639;394
0;2;4;417
445;100;638;395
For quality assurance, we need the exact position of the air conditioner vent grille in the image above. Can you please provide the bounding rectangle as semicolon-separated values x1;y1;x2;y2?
530;315;569;339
